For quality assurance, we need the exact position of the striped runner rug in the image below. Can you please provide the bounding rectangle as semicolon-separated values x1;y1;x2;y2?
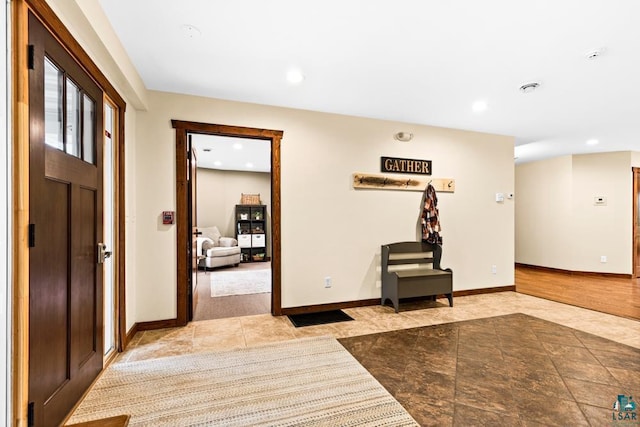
67;336;418;426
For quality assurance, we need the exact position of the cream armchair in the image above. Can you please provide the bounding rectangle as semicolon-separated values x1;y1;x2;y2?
196;226;241;270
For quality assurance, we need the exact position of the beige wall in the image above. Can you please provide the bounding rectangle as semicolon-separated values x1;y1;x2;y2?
135;90;515;319
515;156;573;270
124;108;138;330
196;168;271;256
516;151;635;274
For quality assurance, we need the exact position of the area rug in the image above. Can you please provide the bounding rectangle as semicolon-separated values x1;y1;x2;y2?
67;336;418;427
288;310;354;328
210;269;271;297
339;313;640;426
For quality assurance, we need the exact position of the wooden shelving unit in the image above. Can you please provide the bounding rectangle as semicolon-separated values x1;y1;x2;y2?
235;204;267;262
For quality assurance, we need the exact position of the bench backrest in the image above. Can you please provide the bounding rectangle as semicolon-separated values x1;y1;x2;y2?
381;241;443;272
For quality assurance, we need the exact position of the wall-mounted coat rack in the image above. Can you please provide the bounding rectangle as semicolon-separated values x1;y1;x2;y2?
352;172;455;193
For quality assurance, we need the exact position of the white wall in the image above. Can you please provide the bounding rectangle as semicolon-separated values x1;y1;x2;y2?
516;151;634;274
135;91;515;319
2;0;10;422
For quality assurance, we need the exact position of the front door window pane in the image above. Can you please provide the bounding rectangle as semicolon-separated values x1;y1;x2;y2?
44;57;63;150
66;79;81;158
83;94;95;164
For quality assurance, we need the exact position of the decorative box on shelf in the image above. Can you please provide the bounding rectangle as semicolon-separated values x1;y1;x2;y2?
237;234;252;248
251;234;266;248
241;193;261;205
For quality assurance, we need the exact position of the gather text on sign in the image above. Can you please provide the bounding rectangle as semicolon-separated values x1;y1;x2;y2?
381;156;432;175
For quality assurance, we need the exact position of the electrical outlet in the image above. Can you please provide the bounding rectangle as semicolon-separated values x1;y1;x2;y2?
324;276;332;288
491;265;497;274
600;256;607;263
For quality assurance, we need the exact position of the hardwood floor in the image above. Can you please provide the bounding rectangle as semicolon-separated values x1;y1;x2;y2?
192;262;271;321
515;264;640;321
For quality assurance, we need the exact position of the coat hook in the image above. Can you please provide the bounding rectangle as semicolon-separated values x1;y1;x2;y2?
448;180;453;188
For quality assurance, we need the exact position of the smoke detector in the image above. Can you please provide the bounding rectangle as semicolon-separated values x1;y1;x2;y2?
586;48;605;60
519;82;540;94
394;132;413;142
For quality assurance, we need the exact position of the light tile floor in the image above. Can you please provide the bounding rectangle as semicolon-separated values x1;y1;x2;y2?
118;292;640;364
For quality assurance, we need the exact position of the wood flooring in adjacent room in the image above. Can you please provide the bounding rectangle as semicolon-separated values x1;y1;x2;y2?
515;264;640;321
192;262;271;321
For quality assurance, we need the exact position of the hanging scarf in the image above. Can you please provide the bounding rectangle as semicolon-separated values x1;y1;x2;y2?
421;183;442;245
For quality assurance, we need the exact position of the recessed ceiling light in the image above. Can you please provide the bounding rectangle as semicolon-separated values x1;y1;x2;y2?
213;161;222;166
286;69;305;84
181;24;201;39
232;143;243;150
519;82;540;93
245;162;254;168
586;138;599;146
472;100;488;113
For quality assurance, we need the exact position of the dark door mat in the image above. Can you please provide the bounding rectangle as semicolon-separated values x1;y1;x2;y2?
288;310;354;327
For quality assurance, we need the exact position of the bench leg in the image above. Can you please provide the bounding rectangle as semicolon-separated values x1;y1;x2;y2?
447;293;453;307
381;297;400;313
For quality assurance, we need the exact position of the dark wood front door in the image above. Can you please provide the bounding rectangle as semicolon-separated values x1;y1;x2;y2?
28;12;104;427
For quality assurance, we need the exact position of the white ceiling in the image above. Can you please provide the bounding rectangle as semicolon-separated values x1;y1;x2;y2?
191;134;271;173
98;0;640;164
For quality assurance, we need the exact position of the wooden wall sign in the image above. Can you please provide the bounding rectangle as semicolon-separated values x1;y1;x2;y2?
381;156;432;175
353;172;455;193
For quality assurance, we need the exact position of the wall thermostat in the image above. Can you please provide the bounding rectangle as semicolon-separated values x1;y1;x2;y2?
162;211;175;224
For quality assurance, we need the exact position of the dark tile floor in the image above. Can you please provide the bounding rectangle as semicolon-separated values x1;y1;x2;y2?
339;313;640;426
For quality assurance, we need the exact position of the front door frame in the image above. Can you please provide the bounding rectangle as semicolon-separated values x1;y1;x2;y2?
172;120;283;324
12;0;127;423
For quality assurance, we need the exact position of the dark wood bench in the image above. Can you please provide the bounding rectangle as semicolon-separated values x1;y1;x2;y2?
381;241;453;313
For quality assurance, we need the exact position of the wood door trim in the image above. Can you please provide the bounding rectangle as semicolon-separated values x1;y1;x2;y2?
172;120;284;325
12;1;30;424
634;167;639;278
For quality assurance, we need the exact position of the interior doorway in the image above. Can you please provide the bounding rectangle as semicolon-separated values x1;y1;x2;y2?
190;134;273;321
172;120;283;325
